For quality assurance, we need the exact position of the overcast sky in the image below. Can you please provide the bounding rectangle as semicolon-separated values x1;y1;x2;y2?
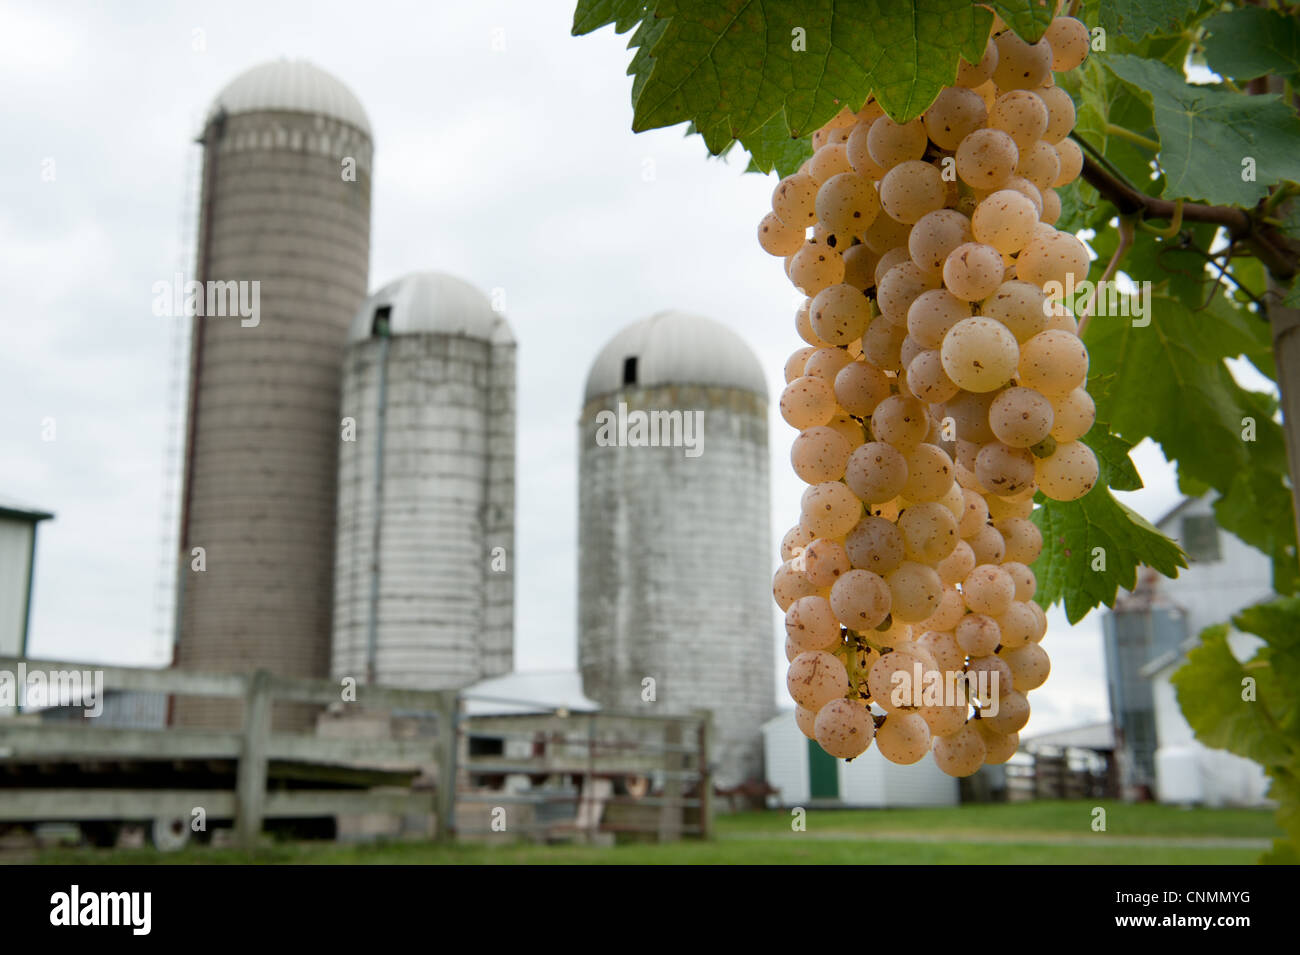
0;0;1229;736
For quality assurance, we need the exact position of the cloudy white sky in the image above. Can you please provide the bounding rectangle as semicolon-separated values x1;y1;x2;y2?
0;0;1218;736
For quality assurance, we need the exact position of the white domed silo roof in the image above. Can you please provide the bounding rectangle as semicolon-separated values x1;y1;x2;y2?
208;59;371;135
348;271;512;343
583;310;768;403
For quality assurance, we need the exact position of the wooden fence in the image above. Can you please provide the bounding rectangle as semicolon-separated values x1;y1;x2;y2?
0;657;712;848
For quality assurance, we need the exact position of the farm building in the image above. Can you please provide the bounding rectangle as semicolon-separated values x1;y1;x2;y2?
0;498;51;662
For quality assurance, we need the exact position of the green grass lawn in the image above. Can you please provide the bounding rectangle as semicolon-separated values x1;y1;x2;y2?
8;800;1279;865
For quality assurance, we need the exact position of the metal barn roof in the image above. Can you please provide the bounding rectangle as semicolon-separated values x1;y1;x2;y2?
208;59;371;135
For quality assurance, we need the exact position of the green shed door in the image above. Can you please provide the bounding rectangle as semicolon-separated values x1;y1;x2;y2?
808;738;839;799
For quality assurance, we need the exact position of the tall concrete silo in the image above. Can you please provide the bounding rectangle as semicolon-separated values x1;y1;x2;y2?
578;311;774;785
333;272;515;690
173;60;372;729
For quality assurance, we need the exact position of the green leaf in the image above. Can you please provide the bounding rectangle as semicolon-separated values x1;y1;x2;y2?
985;1;1053;43
742;111;813;177
1202;6;1300;84
1084;295;1298;595
1031;408;1186;623
1100;0;1203;39
572;0;649;35
1103;53;1300;206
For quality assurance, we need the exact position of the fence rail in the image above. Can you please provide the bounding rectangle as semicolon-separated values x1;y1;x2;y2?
0;657;713;848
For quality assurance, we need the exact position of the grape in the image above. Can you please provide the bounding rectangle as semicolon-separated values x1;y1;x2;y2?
1053;137;1083;186
956;128;1019;190
860;316;908;372
804;346;855;382
1044;16;1090;72
845;441;909;504
982;688;1030;734
808;141;854;184
816;172;882;236
984;490;1033;522
1038;85;1076;144
783;346;816;384
1015;140;1062;194
811;126;850;151
863;212;913;255
938;476;968;521
994;600;1039;650
989;90;1049;149
786;594;842;653
842;244;880;290
994;516;1043;564
973;720;1019;764
876;712;933;764
1040;187;1062;225
919;703;968;738
1017;229;1089;292
966;655;1013;706
975;441;1036;496
844;515;905;576
898;335;927;380
1001;561;1037;602
795;704;818;739
967;522;1007;566
901;443;956;503
772;173;819;227
830;568;893;630
788;241;847;296
773;560;819;611
993;175;1044;218
810;283;872;345
942;243;1005;302
981;280;1049;343
915;628;966;672
1026;600;1048;643
906;289;971;349
924;86;988;150
1049;387;1096;442
870;395;930;450
909;209;974;277
846;121;890;180
905;349;960;404
879;160;947;224
795;299;830;347
956;613;1001;657
758;211;805;256
867;116;927;168
831;362;885;418
799;537;851;589
963;564;1015;616
944;389;998;444
779;375;836;429
802;481;864;539
898;502;959;563
826;412;866;448
885;561;944;622
1035;440;1099;501
940;316;1019;392
873;246;913;285
989;386;1055;448
781;523;814;561
956;36;998;88
916;587;966;633
812;222;852;253
868;650;929;712
1018;329;1089;396
787;650;850;710
971;189;1039;255
856;99;886;125
991;30;1053;90
955;488;990;539
877;261;941;319
814;698;875;758
1001;642;1051;692
932;723;987;776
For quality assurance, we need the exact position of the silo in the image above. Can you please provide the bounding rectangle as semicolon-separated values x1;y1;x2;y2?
172;60;372;730
578;311;774;785
333;272;515;689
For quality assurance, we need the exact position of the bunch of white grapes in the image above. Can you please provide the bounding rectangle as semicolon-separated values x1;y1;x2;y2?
763;14;1096;776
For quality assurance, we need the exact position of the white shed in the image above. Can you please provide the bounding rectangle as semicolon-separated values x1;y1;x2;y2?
762;710;958;807
0;497;52;659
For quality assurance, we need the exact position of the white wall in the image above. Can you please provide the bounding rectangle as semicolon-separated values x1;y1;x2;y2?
763;713;810;806
0;518;35;658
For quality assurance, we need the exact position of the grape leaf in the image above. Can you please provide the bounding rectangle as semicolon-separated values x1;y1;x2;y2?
1100;0;1204;39
984;1;1053;43
1103;54;1300;207
572;0;650;34
1084;295;1298;595
1202;6;1300;85
1030;425;1187;623
742;111;813;176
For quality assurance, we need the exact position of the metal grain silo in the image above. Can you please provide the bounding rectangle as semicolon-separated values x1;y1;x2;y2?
172;60;372;729
578;311;774;785
333;272;515;690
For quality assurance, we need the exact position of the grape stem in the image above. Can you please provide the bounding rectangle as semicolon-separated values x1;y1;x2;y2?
1077;215;1134;336
1073;135;1300;282
1102;122;1159;152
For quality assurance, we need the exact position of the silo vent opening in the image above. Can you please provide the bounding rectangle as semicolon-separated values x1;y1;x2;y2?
372;305;392;338
623;356;637;386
